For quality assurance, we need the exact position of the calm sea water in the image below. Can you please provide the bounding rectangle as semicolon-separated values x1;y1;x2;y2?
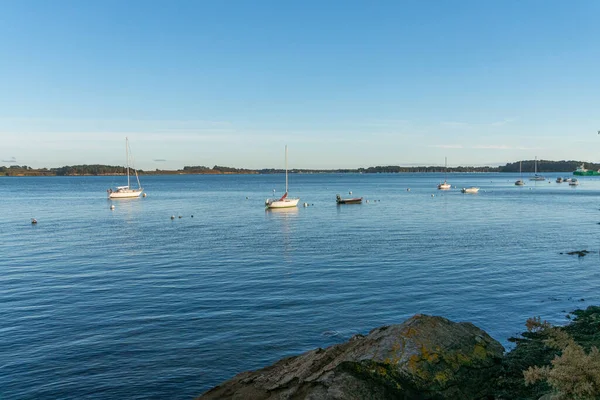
2;173;600;399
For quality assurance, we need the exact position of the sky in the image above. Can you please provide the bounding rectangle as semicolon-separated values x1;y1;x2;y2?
1;1;599;170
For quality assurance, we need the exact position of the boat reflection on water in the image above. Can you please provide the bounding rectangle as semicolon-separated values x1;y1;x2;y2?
265;205;298;262
265;206;299;216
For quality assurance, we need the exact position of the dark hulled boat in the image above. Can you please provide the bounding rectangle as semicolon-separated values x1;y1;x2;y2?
336;194;363;204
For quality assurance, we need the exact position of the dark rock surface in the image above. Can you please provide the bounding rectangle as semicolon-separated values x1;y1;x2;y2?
199;314;504;400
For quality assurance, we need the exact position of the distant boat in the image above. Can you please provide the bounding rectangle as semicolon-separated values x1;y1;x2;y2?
437;157;451;190
108;137;143;199
336;194;363;204
573;163;600;176
569;178;580;186
529;156;545;181
265;145;300;209
515;161;525;186
461;187;479;194
556;177;563;183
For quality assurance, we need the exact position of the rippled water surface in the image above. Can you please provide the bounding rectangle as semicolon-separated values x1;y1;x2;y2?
2;173;600;399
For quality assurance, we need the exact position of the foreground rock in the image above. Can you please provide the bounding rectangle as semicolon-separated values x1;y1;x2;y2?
199;315;504;399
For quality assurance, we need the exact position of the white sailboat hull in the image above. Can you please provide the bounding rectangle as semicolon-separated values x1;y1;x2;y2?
109;188;143;199
437;182;451;190
266;198;300;209
461;187;479;194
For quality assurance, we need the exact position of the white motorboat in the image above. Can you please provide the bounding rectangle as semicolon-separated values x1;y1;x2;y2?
569;178;580;186
437;157;451;190
461;187;480;194
556;177;563;183
265;145;300;209
108;137;143;199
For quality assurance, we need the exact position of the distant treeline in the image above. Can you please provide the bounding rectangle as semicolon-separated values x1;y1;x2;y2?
182;165;258;174
498;160;597;173
0;160;597;176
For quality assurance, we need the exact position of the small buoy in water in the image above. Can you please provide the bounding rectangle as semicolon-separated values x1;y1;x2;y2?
171;215;175;220
31;218;37;224
191;215;194;218
349;191;352;195
246;196;248;199
178;215;182;219
366;199;369;203
431;194;435;197
303;202;308;207
110;205;115;210
407;188;410;191
143;193;147;197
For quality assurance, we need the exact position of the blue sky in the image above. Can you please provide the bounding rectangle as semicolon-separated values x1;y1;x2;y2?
1;1;599;169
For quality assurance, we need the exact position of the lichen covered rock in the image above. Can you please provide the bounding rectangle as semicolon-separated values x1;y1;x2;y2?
199;314;504;399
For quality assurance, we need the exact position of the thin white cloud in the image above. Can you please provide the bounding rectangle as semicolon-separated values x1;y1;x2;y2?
471;145;512;150
429;144;464;149
440;121;470;128
440;118;517;128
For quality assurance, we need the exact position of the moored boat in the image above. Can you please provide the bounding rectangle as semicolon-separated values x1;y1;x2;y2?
573;163;600;176
108;137;143;199
569;178;580;186
437;157;451;190
461;187;479;194
336;194;363;204
265;145;300;209
529;156;545;181
556;177;563;183
515;161;525;186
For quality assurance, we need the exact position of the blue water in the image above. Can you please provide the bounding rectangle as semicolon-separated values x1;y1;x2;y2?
2;173;600;399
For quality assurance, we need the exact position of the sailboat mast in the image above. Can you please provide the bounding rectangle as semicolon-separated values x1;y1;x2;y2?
445;156;447;181
126;137;130;188
520;160;522;177
534;156;537;175
285;145;288;194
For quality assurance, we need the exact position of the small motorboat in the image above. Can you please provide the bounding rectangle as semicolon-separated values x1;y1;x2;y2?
515;179;525;186
336;194;363;204
569;178;580;186
556;177;563;183
461;187;480;194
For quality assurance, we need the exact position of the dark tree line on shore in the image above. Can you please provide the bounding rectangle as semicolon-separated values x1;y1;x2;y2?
1;160;598;176
499;160;598;173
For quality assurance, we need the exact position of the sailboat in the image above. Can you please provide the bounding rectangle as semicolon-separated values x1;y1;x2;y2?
529;156;545;181
108;137;144;199
515;161;525;186
265;145;300;209
437;157;451;190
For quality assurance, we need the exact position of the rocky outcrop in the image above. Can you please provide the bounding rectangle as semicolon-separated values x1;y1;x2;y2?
199;314;504;400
